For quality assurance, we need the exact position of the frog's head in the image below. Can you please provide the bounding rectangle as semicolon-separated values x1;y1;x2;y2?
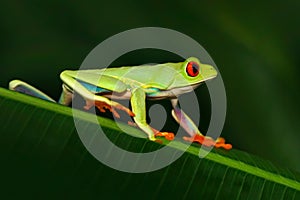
169;57;218;89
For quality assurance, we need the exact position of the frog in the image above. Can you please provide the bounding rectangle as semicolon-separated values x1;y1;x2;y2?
9;57;232;149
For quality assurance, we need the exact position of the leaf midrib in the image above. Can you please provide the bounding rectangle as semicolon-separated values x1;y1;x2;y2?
1;87;300;191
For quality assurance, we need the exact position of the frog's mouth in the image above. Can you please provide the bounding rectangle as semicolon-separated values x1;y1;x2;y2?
144;82;203;100
168;82;201;95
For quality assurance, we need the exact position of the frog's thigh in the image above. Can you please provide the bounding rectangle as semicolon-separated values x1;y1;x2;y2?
61;71;134;116
130;87;155;140
62;70;128;93
61;71;127;101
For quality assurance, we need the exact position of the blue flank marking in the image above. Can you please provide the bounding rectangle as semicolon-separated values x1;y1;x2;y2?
78;80;109;93
145;88;161;97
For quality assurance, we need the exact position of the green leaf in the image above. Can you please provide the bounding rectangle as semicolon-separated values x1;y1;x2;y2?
1;87;300;199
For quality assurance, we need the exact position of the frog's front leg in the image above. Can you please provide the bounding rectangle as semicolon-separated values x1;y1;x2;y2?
130;87;174;142
170;98;232;150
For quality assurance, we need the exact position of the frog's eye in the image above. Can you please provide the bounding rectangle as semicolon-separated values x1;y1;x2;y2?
186;61;200;77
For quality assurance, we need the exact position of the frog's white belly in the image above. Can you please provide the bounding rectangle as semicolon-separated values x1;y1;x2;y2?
101;83;201;100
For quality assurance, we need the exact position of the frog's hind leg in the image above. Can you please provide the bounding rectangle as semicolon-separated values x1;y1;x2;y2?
60;70;135;118
58;84;73;106
9;80;56;102
84;97;135;119
57;82;134;118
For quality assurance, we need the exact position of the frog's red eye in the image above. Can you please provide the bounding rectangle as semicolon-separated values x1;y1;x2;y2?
186;61;200;77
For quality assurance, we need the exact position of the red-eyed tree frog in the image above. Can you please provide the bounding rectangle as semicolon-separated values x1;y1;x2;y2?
9;57;232;149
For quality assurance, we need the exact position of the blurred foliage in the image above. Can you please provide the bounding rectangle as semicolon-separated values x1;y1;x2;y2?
0;0;299;177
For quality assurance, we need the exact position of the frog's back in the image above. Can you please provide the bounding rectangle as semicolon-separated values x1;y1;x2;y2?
101;63;182;90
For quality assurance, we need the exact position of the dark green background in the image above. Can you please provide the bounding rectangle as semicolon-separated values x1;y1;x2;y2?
1;0;299;174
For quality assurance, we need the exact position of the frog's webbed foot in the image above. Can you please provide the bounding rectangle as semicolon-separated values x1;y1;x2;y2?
84;99;135;118
154;130;174;141
183;134;232;150
127;121;174;141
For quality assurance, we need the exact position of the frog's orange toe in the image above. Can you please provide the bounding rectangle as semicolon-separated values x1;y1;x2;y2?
155;132;175;141
183;135;232;150
215;143;232;150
